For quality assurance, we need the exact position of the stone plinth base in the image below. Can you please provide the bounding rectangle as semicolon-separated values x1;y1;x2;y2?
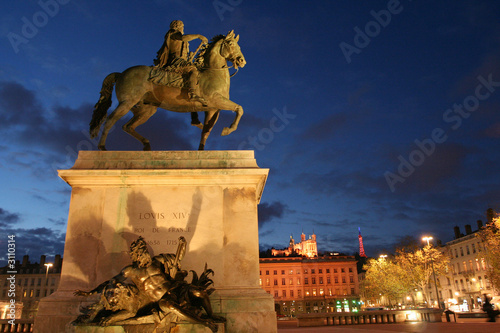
73;322;225;333
34;151;276;333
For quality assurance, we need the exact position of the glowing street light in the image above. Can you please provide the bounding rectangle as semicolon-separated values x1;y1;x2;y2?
422;236;441;310
44;263;53;286
379;254;388;259
422;236;433;246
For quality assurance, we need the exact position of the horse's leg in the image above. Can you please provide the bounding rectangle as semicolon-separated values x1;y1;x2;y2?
98;100;138;150
198;110;220;150
123;104;158;151
210;93;243;136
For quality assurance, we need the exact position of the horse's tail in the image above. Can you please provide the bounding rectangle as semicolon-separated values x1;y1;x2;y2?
89;72;120;138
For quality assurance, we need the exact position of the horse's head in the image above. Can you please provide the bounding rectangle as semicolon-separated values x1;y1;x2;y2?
220;30;246;69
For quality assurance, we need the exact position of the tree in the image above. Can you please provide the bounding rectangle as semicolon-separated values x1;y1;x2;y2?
395;245;449;305
477;212;500;292
361;257;411;306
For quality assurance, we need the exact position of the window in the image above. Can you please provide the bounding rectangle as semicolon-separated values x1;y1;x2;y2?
481;258;487;270
342;277;346;283
281;270;285;275
297;278;301;285
349;276;354;283
37;278;41;286
289;278;293;285
462;261;467;272
266;270;269;275
348;268;353;273
289;269;293;274
475;259;480;271
460;247;464;256
334;276;339;283
259;278;262;286
266;278;270;286
334;268;338;273
319;277;323;284
326;269;330;273
282;278;286;285
31;278;35;286
290;290;294;297
472;243;476;253
319;269;323;274
274;290;278;297
319;288;324;295
469;260;473;271
304;269;308;274
327;276;331;284
304;278;309;285
282;290;286;297
274;279;278;286
297;290;302;297
454;249;458;257
466;245;470;255
273;270;277;275
341;268;345;273
312;277;316;284
312;289;317;296
350;288;355;295
311;269;315;274
36;289;40;297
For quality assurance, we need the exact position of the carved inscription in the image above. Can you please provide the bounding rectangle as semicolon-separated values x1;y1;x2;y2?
133;210;193;247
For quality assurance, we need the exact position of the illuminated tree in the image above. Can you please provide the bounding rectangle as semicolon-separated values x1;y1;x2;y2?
395;245;449;304
477;213;500;292
362;257;411;306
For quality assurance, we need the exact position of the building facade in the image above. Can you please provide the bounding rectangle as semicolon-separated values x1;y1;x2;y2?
259;256;360;316
0;255;62;320
432;222;495;311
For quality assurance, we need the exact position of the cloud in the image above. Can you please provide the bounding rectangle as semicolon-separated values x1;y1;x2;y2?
0;80;196;174
300;113;350;141
258;201;286;227
0;207;20;227
0;227;65;264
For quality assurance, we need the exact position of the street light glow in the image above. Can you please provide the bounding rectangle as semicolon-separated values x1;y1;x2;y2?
422;236;433;246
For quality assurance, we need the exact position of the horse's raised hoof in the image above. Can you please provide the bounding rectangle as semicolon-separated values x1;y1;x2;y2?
221;127;233;136
98;145;107;151
143;142;151;151
191;122;203;130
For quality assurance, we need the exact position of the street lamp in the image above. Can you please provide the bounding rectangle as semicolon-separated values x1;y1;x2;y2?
379;254;388;260
422;236;441;309
44;263;53;286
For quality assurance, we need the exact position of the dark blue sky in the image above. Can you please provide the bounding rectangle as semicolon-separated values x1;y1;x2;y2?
1;0;499;264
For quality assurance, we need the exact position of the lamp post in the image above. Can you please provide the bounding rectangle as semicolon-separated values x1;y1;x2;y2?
44;263;53;286
422;236;441;309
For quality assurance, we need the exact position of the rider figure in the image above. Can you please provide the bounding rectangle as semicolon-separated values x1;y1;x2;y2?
154;20;208;108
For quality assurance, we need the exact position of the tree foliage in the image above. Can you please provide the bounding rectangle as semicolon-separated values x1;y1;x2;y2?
362;257;411;305
477;214;500;292
362;244;449;306
395;245;449;303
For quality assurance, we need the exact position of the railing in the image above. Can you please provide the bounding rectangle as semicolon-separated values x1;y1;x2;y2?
0;320;33;332
297;309;442;327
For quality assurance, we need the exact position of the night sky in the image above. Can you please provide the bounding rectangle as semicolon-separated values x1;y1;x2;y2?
1;0;499;265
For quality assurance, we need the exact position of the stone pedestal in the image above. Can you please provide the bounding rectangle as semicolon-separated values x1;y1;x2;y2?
34;151;276;333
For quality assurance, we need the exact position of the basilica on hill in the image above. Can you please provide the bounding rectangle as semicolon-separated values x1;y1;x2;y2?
271;233;318;258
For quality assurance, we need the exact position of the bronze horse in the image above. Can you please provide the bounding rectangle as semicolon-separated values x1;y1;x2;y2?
89;31;246;150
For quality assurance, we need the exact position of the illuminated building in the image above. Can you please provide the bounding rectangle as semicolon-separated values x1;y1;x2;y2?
271;233;318;258
436;222;496;311
0;255;62;320
260;235;360;316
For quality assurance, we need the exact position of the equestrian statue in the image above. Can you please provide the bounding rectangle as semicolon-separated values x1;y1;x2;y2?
89;20;246;151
